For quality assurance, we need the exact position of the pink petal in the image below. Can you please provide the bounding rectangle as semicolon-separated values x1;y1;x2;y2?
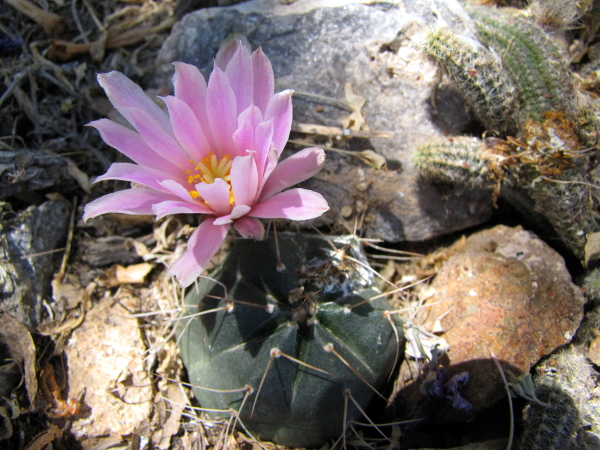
261;148;280;188
95;163;173;192
196;179;232;216
225;45;254;114
162;95;210;162
120;106;191;168
249;188;329;220
88;119;181;176
206;67;238;158
253;120;274;182
232;105;266;166
215;39;243;70
172;62;207;123
172;62;214;150
259;147;325;200
232;118;254;159
153;200;212;220
83;188;176;221
168;220;230;288
230;155;259;207
252;47;274;114
237;104;263;129
234;216;265;240
159;179;196;203
213;205;251;225
97;71;171;134
265;90;293;155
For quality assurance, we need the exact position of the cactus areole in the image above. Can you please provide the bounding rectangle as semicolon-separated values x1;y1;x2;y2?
177;233;404;447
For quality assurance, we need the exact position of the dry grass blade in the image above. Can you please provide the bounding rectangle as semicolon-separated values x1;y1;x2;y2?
3;0;64;36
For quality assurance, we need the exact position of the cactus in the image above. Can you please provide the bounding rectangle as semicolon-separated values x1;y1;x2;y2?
177;233;404;448
412;136;501;188
583;268;600;303
415;4;600;259
519;348;600;449
467;6;577;122
527;0;591;34
421;28;515;132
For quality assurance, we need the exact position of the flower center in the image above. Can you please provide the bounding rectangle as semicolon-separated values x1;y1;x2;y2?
186;153;234;203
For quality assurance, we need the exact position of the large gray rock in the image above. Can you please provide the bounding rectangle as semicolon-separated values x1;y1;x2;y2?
0;201;70;329
156;0;492;241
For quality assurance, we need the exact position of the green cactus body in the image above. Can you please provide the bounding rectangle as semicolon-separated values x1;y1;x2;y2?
468;7;575;121
520;349;600;449
177;233;404;448
529;170;596;256
520;384;579;450
422;28;515;132
412;137;493;186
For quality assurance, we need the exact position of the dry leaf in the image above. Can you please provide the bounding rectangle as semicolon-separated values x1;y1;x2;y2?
342;110;366;132
344;82;366;111
52;276;85;310
22;425;61;450
357;150;386;170
66;159;91;193
585;232;600;265
133;240;150;257
0;311;37;408
341;83;368;132
107;263;153;286
155;384;188;450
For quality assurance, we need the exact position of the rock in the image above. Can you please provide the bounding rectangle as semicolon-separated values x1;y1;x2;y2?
79;236;143;267
66;296;153;442
413;438;508;450
0;150;81;200
155;0;493;242
395;225;585;421
0;200;71;329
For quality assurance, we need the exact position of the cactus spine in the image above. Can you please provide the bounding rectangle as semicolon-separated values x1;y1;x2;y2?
412;137;490;186
520;348;600;450
467;7;576;122
421;28;515;132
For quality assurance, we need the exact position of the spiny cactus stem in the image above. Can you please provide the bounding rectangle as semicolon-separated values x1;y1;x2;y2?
251;353;276;420
422;28;512;130
469;8;572;119
183;302;232;319
324;343;390;404
250;347;342;420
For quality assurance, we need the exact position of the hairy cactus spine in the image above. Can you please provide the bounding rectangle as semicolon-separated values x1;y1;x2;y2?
412;137;493;186
421;28;515;132
520;349;600;449
467;7;576;121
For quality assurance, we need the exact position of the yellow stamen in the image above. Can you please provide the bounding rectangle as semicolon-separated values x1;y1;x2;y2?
185;152;234;205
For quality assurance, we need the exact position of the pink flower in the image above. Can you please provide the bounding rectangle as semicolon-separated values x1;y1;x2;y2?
84;40;329;287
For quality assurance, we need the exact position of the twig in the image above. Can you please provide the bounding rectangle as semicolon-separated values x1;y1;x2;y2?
0;70;27;109
20;248;66;259
3;0;64;36
70;0;89;44
54;198;77;284
49;15;176;61
293;122;392;138
292;91;354;112
490;349;514;450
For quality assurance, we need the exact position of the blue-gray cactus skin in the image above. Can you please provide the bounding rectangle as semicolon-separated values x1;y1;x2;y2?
177;233;404;448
